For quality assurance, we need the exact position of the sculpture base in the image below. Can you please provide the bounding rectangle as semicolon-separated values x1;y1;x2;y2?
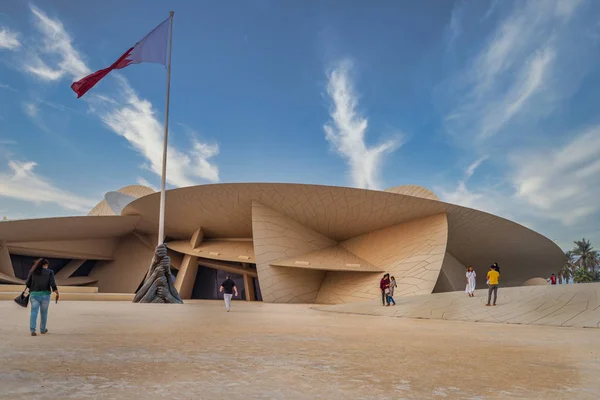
133;244;183;304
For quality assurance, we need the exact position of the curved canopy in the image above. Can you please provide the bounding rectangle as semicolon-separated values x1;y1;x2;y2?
122;183;563;288
0;216;139;242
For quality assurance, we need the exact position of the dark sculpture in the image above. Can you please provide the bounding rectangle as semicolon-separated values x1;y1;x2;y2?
133;243;183;304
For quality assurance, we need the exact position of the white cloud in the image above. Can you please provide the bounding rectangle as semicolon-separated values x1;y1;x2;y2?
440;181;485;211
0;27;21;50
443;0;586;144
438;156;502;214
26;5;90;81
437;0;600;249
465;156;488;180
324;60;401;190
20;5;220;188
0;160;97;213
479;47;555;140
22;102;38;118
440;125;600;249
555;0;585;19
94;77;220;187
0;82;17;92
481;0;500;21
447;2;462;47
136;177;158;192
511;125;600;225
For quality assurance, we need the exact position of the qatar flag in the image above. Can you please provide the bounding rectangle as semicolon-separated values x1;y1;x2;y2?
71;17;170;98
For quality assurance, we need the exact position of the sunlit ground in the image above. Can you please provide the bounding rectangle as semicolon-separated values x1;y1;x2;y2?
1;300;598;399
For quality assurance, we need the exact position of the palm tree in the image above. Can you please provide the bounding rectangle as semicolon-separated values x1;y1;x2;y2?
573;267;595;284
572;238;598;273
558;251;574;284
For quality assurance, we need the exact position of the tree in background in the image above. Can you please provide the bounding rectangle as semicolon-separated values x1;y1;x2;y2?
573;267;595;283
562;239;600;283
572;238;598;273
558;251;574;284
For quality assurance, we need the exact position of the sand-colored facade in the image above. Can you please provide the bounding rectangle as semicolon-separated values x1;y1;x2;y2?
0;183;563;304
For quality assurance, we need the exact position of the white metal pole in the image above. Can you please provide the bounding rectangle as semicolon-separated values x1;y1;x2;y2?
158;11;174;246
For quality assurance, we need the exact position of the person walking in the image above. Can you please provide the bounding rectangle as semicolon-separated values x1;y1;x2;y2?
219;275;238;312
25;258;59;336
387;276;397;306
465;266;476;297
549;273;557;285
486;265;500;306
379;274;390;306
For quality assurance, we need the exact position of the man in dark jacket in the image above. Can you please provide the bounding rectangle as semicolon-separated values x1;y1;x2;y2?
219;275;238;312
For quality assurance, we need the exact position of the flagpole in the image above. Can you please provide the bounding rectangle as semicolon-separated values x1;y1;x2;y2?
158;10;174;246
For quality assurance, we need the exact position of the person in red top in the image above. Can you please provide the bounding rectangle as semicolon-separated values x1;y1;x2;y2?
380;273;390;306
549;273;557;285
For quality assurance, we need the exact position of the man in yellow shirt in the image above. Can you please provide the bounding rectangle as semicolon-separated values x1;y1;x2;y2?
486;265;500;306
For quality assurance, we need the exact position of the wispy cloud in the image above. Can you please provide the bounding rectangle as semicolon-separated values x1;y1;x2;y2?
136;177;158;192
440;124;600;249
0;27;21;50
511;125;600;225
442;0;587;144
18;99;83;155
22;102;38;118
479;47;555;140
446;2;462;48
555;0;585;19
94;77;220;187
0;160;97;213
481;0;500;22
25;5;90;81
465;156;488;180
438;156;498;213
437;0;600;249
324;60;401;190
0;82;17;92
19;5;220;188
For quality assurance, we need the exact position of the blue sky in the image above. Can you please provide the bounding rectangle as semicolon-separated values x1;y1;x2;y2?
1;0;600;250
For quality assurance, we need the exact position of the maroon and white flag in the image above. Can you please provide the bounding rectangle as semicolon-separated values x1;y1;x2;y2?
71;17;170;98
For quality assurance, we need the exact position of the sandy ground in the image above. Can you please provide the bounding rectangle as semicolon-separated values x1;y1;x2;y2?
1;300;599;400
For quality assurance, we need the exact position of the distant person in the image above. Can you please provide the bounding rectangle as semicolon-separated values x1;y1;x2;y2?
219;275;238;312
25;258;59;336
465;266;476;297
493;262;500;273
379;273;390;306
387;276;397;306
486;265;500;306
549;273;557;285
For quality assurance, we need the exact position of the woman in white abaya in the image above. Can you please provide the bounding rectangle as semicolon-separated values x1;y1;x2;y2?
465;266;476;297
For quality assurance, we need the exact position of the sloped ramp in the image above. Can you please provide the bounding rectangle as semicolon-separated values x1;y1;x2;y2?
313;282;600;329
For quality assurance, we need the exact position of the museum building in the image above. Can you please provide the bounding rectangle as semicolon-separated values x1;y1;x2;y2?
0;183;563;304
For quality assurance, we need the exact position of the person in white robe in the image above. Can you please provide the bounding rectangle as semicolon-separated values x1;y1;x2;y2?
465;266;476;297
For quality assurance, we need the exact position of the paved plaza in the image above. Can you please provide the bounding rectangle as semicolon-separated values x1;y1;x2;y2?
1;300;599;400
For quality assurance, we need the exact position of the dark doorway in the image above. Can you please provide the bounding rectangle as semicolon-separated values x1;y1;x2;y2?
191;265;246;300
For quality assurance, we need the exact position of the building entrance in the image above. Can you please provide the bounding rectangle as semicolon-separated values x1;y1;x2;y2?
190;264;262;301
